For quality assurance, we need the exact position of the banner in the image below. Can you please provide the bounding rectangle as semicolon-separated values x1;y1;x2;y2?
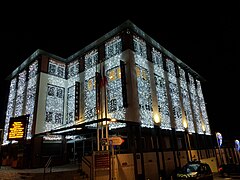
216;132;222;147
235;139;240;151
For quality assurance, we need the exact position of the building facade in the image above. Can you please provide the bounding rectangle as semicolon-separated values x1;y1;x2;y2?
2;20;229;179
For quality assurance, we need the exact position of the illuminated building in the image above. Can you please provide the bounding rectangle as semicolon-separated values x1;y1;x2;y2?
1;20;223;179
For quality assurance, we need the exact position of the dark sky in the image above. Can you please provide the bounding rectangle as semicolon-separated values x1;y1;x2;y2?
0;2;239;141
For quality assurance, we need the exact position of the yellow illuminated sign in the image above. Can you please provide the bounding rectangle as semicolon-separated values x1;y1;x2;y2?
7;115;28;140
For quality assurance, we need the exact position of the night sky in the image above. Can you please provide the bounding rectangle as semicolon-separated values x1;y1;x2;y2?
0;2;239;141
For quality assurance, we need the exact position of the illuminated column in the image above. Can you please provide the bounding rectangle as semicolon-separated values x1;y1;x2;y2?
25;60;38;139
186;73;201;160
188;74;203;134
3;78;17;144
152;48;171;130
196;80;211;135
133;35;154;128
15;70;27;117
165;58;183;131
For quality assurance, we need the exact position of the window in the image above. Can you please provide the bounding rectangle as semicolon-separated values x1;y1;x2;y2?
105;36;122;59
48;60;66;78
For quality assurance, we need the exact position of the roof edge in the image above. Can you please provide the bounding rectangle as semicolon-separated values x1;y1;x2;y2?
67;19;206;81
6;49;66;80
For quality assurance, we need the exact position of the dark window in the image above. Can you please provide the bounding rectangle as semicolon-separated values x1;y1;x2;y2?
55;113;62;124
57;88;63;98
48;86;55;96
46;111;53;122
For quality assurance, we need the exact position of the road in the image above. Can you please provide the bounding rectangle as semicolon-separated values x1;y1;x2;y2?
214;172;240;179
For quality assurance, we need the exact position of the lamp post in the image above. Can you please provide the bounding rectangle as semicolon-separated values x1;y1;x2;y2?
202;124;209;158
183;120;192;161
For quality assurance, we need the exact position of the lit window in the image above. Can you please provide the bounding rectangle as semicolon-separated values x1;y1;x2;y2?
117;67;121;79
109;69;116;81
88;79;93;91
142;69;147;80
136;66;141;77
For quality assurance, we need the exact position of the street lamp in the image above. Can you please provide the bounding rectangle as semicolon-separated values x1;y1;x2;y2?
183;120;192;161
202;123;209;158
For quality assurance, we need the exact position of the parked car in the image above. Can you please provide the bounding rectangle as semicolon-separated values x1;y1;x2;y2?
175;160;213;180
218;163;240;177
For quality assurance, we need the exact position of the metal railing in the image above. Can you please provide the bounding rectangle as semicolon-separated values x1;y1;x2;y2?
82;156;92;180
43;156;53;180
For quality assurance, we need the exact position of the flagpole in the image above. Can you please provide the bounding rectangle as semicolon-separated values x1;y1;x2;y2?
103;62;109;151
96;64;100;151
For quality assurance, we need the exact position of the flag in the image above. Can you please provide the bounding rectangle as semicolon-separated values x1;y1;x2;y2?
96;72;101;117
120;60;128;107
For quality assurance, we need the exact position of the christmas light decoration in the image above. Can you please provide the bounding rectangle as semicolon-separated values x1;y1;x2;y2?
15;71;27;117
3;78;17;144
25;60;38;139
152;48;171;129
196;80;211;135
188;74;203;134
166;59;183;131
134;36;154;128
179;66;195;133
84;49;98;125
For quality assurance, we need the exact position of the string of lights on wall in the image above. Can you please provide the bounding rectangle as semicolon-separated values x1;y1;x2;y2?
105;36;126;129
3;78;17;144
84;49;98;125
196;80;211;135
46;60;66;132
152;48;171;130
2;33;211;144
179;66;195;133
67;60;80;125
15;71;27;117
134;35;154;128
25;61;38;139
166;59;184;131
189;74;204;134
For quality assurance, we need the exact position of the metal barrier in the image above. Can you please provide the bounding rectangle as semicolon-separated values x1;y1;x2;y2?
82;156;92;180
43;156;52;180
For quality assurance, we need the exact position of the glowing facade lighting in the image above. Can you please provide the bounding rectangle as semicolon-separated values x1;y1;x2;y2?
134;35;154;128
152;48;171;130
26;60;38;139
84;49;98;125
166;59;183;131
3;78;17;144
196;80;211;135
2;23;211;142
179;66;195;133
188;74;204;134
183;120;188;129
154;113;160;124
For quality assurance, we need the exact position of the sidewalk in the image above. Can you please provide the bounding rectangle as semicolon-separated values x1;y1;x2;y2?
0;162;80;173
0;163;83;180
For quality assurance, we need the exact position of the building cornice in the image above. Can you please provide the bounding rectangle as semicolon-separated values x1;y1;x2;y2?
6;49;66;80
67;20;206;82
